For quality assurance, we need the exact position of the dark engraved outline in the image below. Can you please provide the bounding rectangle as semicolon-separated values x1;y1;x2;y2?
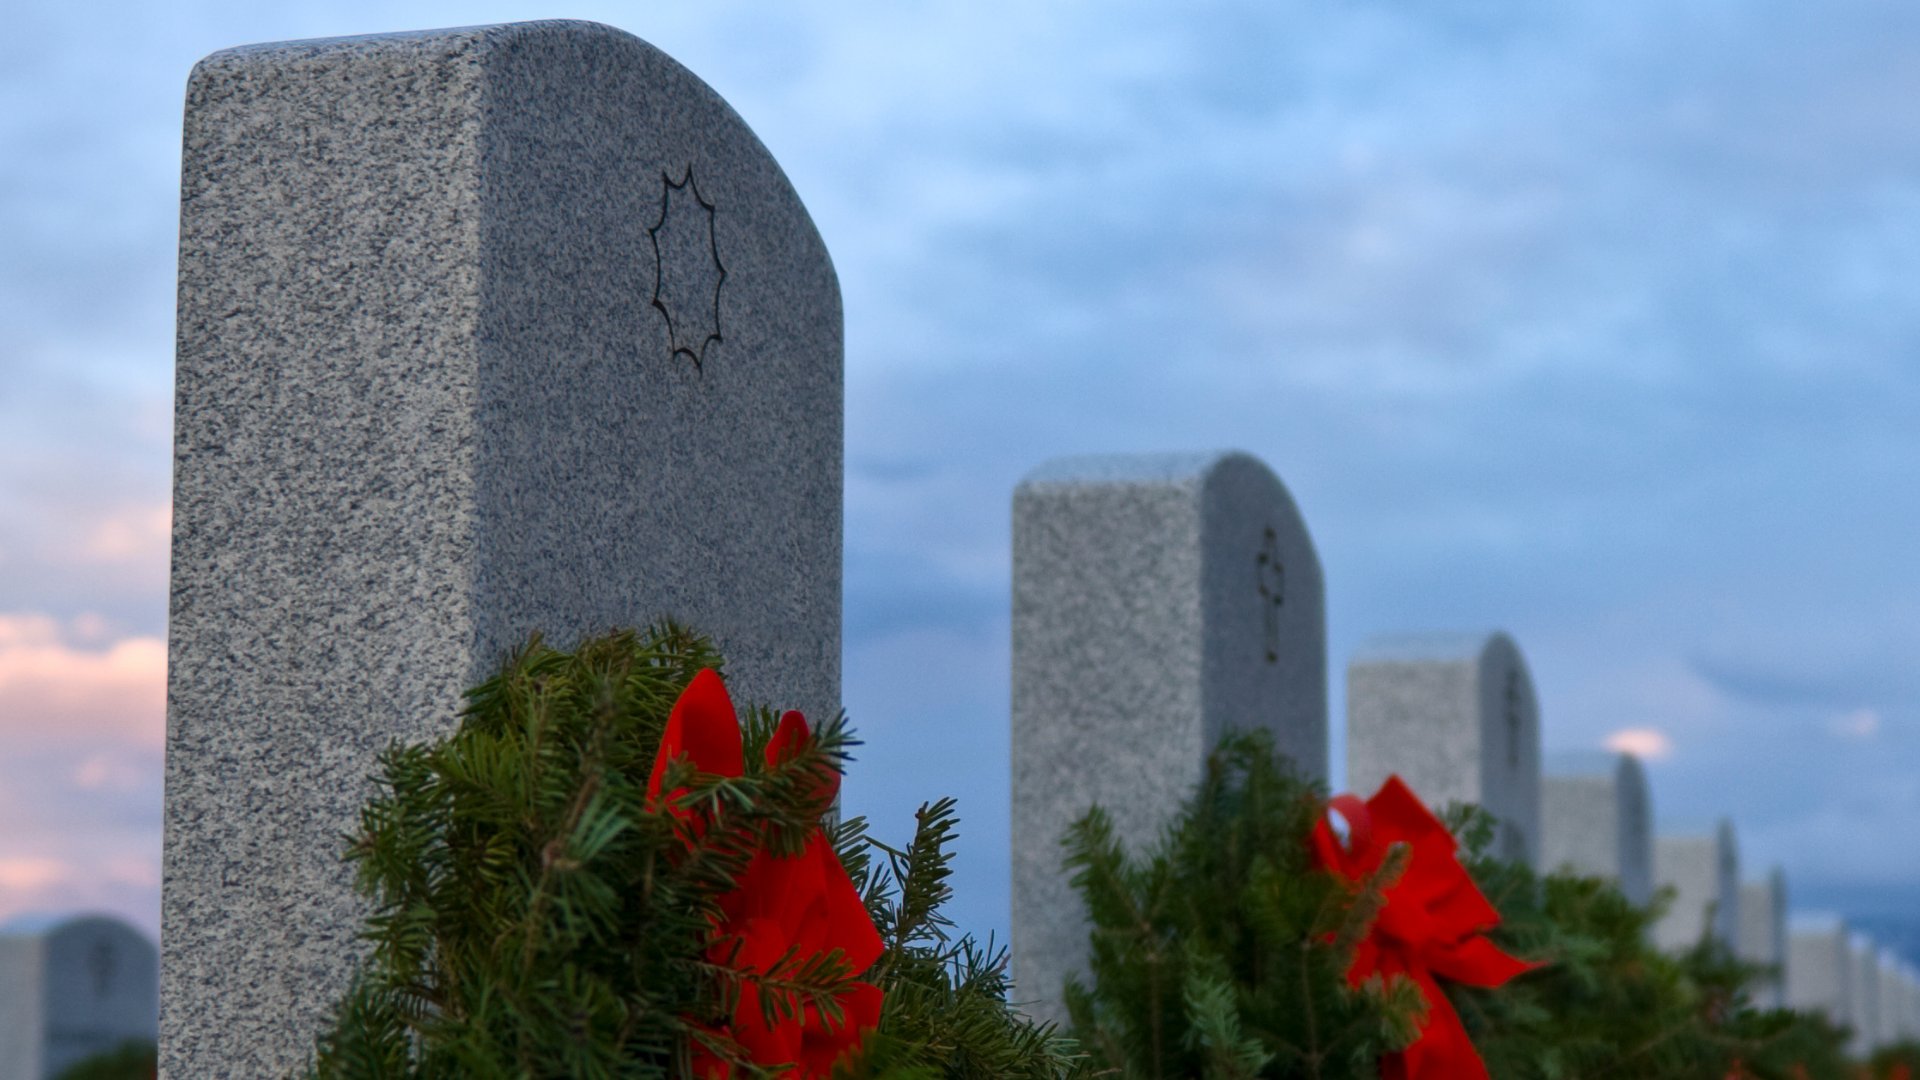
1255;525;1285;664
648;167;727;371
89;936;118;998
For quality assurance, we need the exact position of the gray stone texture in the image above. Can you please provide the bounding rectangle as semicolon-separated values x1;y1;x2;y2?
1345;632;1542;865
1736;869;1787;1008
1896;961;1920;1043
1010;451;1327;1024
1539;750;1653;906
1788;917;1854;1029
165;21;841;1076
1852;936;1882;1054
1899;959;1913;1043
1651;822;1739;952
1879;951;1909;1046
0;914;159;1080
1896;960;1912;1037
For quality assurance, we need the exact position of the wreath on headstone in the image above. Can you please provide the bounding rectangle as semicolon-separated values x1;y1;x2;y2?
1056;732;1857;1080
304;625;1078;1079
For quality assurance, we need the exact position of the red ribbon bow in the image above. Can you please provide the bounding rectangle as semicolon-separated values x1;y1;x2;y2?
1311;775;1538;1080
648;669;885;1078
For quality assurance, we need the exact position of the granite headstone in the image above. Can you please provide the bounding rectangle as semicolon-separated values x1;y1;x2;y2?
1787;916;1853;1029
165;21;842;1075
1898;962;1920;1042
1539;750;1653;906
1010;450;1327;1024
1651;822;1738;952
1736;869;1787;1007
0;914;158;1080
1346;632;1541;865
1851;936;1882;1054
1879;952;1910;1045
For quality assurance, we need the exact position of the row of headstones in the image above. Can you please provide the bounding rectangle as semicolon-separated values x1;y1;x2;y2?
1790;917;1920;1056
1006;451;1912;1052
1655;827;1920;1052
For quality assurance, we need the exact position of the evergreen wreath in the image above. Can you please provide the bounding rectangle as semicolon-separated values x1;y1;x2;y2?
1059;731;1856;1080
305;625;1080;1079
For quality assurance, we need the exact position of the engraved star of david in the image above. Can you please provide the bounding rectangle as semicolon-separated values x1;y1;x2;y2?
1255;525;1285;664
648;167;727;370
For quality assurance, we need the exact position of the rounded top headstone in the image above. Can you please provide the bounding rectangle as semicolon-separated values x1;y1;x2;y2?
1346;628;1540;865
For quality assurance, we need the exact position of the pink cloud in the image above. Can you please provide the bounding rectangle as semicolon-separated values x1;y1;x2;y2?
71;753;151;792
0;853;159;939
0;612;165;748
1605;726;1674;762
77;503;171;564
1827;707;1881;740
0;856;73;891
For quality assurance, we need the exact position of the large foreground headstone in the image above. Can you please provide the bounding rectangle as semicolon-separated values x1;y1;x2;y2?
1736;868;1787;1007
0;914;158;1080
1787;916;1853;1028
1539;750;1653;905
1651;822;1738;952
1011;451;1327;1023
1346;632;1541;865
165;21;841;1075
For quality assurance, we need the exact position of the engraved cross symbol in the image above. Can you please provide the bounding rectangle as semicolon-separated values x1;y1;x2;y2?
1504;669;1523;769
88;938;117;999
1255;526;1284;664
648;167;726;370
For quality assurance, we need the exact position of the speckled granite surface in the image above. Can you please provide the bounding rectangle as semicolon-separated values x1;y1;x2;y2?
1850;936;1881;1053
1651;822;1739;952
1009;450;1326;1026
1346;630;1542;866
1738;868;1787;1007
164;21;841;1075
1788;917;1854;1030
1541;750;1652;905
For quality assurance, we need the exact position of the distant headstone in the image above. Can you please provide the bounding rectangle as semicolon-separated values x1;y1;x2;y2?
1786;916;1853;1028
1851;936;1882;1055
1896;961;1920;1043
1890;963;1911;1043
1879;951;1909;1046
1346;632;1541;865
165;21;841;1075
0;914;158;1080
1011;451;1327;1023
1539;750;1653;905
1736;869;1787;1007
1651;822;1738;952
1906;963;1920;1043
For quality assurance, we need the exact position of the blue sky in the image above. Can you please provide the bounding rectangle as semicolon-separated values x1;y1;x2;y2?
3;0;1918;957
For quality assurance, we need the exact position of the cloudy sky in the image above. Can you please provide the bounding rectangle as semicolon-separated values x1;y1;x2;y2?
4;0;1919;958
